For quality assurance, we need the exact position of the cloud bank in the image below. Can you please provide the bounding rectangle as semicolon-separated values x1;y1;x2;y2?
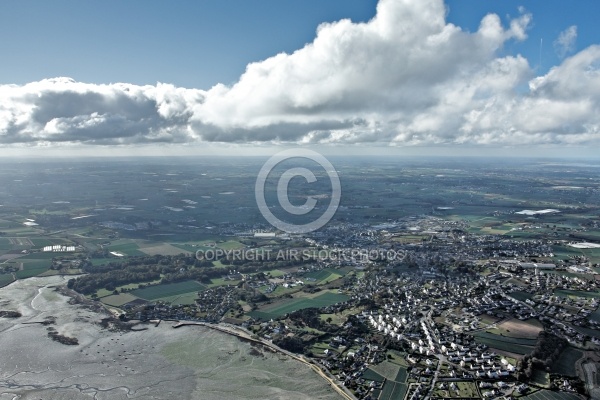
1;0;599;148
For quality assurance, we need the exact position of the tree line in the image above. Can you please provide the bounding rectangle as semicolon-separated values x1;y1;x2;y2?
517;331;567;380
69;252;315;295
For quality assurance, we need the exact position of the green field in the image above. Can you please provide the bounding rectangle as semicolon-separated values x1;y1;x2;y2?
581;247;600;263
302;268;343;284
590;308;600;322
20;259;51;269
303;269;333;281
265;269;285;278
100;293;139;307
265;284;300;298
552;346;582;376
554;289;600;299
38;269;81;277
170;243;214;253
394;367;407;382
208;277;241;287
30;238;71;247
531;369;550;387
0;238;13;250
361;368;385;382
249;291;350;320
321;306;365;326
20;252;58;260
370;360;401;381
215;240;245;250
131;280;207;300
380;381;408;400
7;257;53;279
472;332;535;354
90;257;129;267
378;359;409;400
509;290;534;301
106;242;146;256
553;245;586;261
154;291;199;305
94;279;163;298
0;273;15;288
473;331;538;345
15;268;49;279
432;381;480;399
1;227;40;236
30;238;54;247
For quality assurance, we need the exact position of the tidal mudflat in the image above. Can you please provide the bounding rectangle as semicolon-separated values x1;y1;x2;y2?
0;276;340;399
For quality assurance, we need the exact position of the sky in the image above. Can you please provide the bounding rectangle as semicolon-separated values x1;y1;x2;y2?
1;0;599;157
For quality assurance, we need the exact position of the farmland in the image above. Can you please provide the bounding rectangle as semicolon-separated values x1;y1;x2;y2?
105;241;147;257
301;268;343;284
508;290;534;302
131;280;207;301
0;238;13;251
552;346;583;376
472;331;536;355
486;318;543;339
320;306;365;326
137;241;191;256
473;331;538;346
379;381;408;400
100;293;139;307
215;240;245;250
250;291;350;320
374;359;409;400
553;289;600;299
521;389;581;400
153;292;199;305
361;368;385;382
15;268;49;279
96;278;207;308
432;381;479;399
0;157;599;400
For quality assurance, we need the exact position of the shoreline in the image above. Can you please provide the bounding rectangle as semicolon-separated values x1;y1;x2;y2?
60;283;349;399
0;277;345;399
170;320;357;400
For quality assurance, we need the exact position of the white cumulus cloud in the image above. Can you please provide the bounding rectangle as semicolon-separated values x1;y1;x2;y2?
0;77;205;145
0;0;599;149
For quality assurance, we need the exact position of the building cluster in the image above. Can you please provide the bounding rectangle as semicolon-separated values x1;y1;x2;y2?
117;215;599;399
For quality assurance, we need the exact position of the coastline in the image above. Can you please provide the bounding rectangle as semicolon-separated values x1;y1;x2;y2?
0;277;344;399
171;320;357;400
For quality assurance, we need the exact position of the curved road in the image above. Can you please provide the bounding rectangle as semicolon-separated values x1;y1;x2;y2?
173;321;357;400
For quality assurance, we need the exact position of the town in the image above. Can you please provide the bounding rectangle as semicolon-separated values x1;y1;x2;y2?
1;159;599;400
89;215;599;400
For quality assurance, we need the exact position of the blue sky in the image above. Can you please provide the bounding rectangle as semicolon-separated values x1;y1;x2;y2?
1;0;600;156
1;0;595;88
0;0;378;89
446;1;598;71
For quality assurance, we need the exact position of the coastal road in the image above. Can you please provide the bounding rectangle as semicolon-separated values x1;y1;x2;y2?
173;321;357;400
